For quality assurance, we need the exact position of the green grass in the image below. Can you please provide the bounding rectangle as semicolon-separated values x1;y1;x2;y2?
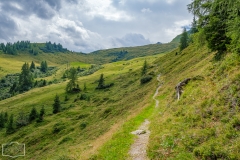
92;102;154;160
0;51;160;159
1;36;240;160
147;43;240;159
70;62;91;68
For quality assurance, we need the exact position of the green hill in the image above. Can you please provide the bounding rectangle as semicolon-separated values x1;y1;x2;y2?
0;51;163;159
91;44;240;159
1;23;240;159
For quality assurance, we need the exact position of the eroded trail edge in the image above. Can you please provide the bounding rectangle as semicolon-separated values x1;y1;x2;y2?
129;74;161;160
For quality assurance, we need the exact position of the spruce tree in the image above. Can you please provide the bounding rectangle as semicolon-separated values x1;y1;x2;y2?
84;83;87;91
6;114;14;134
37;106;45;122
0;112;4;128
19;62;33;91
141;60;147;76
96;74;105;89
29;107;38;122
40;61;48;72
4;112;8;123
53;95;61;114
191;16;198;34
179;28;189;51
30;61;35;71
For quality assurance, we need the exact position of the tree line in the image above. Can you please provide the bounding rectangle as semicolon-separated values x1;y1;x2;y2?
187;0;240;59
0;107;45;134
0;41;69;55
40;41;68;53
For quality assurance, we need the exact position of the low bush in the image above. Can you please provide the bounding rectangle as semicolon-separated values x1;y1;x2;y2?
140;75;152;84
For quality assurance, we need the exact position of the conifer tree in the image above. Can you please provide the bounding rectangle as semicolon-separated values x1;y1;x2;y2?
40;61;48;72
4;112;8;123
6;114;14;134
19;62;33;91
37;106;45;122
84;83;87;91
179;28;189;51
0;112;4;128
53;95;61;114
141;60;147;76
30;61;35;71
29;107;38;122
96;74;105;89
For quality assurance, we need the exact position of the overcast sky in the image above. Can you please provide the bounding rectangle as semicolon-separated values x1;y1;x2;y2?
0;0;192;53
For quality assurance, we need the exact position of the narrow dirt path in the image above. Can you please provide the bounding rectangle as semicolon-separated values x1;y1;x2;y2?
153;74;161;108
129;74;161;160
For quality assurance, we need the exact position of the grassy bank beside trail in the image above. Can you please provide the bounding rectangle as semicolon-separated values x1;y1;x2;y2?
91;101;155;160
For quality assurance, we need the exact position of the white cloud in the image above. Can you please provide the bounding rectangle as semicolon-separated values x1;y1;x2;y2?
141;8;152;13
0;0;193;52
79;0;132;21
165;19;191;40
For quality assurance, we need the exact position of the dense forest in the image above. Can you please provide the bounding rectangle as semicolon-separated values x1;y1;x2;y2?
0;41;69;55
188;0;240;59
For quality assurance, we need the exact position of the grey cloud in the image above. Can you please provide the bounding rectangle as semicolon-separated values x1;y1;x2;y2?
0;14;18;40
0;0;61;20
61;26;81;39
66;0;79;4
44;0;62;11
111;33;151;47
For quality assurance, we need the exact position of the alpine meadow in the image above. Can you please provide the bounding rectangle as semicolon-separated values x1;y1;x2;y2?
0;0;240;160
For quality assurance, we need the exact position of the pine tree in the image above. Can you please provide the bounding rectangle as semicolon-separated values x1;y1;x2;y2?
40;61;48;72
53;95;61;114
6;114;14;134
29;107;38;122
66;67;78;92
96;74;105;89
191;16;198;34
30;61;35;71
84;83;87;91
37;106;45;122
0;112;4;128
4;112;8;123
141;60;147;76
179;28;189;51
19;62;33;92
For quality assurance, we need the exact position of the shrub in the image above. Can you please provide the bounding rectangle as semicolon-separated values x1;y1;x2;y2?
80;122;88;129
140;75;152;84
58;136;73;145
16;112;29;128
77;114;89;120
52;122;66;134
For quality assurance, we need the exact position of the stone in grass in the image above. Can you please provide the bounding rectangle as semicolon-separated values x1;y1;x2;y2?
131;130;147;135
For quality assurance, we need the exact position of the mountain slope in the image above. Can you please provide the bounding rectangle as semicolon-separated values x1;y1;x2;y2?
148;44;240;159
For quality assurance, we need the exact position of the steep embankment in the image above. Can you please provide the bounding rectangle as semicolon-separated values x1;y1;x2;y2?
148;44;240;159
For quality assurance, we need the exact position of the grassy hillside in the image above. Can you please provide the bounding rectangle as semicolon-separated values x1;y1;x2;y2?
0;41;177;78
87;42;178;64
147;44;240;159
88;42;240;159
0;53;163;159
0;52;90;78
1;32;239;160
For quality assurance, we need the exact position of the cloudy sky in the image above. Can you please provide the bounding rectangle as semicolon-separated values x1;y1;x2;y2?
0;0;192;53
